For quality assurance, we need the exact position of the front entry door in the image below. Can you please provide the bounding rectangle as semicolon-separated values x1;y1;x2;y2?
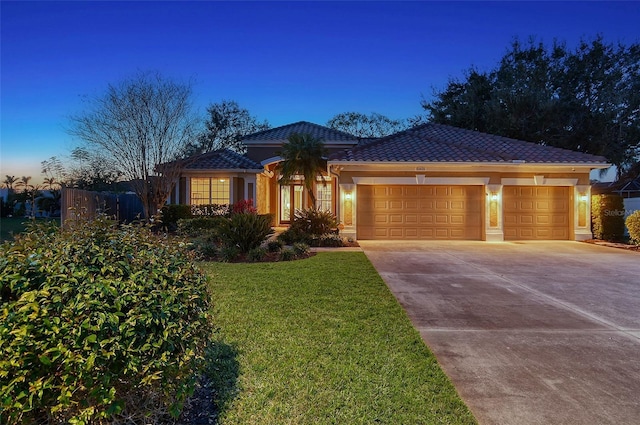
280;185;304;223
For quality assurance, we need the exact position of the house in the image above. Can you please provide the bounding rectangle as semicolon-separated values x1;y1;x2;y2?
171;121;609;241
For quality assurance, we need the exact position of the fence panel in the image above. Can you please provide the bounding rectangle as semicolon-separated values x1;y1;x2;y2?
61;189;144;224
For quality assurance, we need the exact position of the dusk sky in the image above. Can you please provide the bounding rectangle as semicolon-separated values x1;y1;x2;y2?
2;1;639;183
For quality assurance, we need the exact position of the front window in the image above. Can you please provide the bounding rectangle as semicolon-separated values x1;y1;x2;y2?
316;182;332;211
190;177;230;205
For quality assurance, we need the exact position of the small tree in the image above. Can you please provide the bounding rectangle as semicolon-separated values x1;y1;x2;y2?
276;133;328;206
69;71;198;218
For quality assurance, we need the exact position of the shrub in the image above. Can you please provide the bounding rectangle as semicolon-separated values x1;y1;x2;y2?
191;203;230;217
231;199;257;214
591;194;625;241
161;204;193;231
219;245;240;262
289;208;338;236
267;239;284;253
0;217;212;424
292;242;310;256
218;213;274;254
626;210;640;245
313;233;344;247
277;227;311;245
279;247;296;261
247;246;267;262
177;216;227;238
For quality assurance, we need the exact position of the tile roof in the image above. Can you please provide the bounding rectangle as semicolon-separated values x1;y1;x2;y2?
184;149;263;170
242;121;360;144
330;123;609;164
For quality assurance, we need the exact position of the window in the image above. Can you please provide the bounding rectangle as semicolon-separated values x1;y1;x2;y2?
316;183;332;211
190;177;230;205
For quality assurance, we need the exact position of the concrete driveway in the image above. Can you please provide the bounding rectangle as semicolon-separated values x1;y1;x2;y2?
359;240;640;425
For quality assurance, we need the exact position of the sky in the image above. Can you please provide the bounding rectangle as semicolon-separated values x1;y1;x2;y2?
2;1;639;184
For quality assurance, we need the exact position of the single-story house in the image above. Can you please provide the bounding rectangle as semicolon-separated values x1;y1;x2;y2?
170;121;609;241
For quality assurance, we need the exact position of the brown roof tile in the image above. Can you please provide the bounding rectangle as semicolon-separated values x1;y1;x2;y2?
330;123;609;164
243;121;360;144
184;149;263;170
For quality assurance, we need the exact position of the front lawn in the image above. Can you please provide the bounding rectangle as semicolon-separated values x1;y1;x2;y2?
0;217;30;242
203;252;476;424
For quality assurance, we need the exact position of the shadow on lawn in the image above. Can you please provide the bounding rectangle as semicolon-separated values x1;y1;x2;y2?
180;340;240;424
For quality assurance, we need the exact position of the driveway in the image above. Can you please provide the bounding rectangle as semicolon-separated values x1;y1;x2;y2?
359;240;640;425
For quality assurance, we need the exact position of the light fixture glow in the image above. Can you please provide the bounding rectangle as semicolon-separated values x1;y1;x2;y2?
490;193;498;201
579;194;588;202
345;193;352;200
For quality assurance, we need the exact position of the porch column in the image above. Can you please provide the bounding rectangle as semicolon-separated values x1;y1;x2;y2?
574;185;592;241
485;184;504;241
245;175;257;207
339;184;356;239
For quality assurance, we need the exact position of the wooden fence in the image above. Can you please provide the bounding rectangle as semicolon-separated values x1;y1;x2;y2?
61;188;144;224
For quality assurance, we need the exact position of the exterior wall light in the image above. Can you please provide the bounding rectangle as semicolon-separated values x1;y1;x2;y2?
345;193;352;200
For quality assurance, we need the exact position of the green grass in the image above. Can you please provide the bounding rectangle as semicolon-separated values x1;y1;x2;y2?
203;252;477;425
0;217;30;242
0;217;60;242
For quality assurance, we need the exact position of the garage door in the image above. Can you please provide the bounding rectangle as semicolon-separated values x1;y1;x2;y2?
357;185;483;240
503;186;570;240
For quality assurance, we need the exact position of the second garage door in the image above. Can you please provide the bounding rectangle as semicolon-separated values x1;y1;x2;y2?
357;185;483;240
503;186;570;240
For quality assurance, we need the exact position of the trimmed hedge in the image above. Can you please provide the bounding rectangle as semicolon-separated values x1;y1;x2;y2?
0;217;212;424
591;194;625;241
626;210;640;245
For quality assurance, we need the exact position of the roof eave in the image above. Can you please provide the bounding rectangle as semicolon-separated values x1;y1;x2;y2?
328;160;611;172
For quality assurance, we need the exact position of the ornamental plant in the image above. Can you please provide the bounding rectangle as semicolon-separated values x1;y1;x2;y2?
0;217;212;424
626;210;640;245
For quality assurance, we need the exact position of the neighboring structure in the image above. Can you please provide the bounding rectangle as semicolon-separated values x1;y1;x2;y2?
172;121;610;241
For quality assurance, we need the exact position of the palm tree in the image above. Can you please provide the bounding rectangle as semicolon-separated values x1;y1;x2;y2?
43;177;59;191
3;175;16;191
17;176;33;192
276;133;328;206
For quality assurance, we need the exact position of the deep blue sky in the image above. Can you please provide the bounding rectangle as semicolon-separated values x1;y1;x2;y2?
2;1;639;182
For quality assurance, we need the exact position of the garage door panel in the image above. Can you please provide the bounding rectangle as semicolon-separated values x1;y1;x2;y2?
503;186;569;240
357;185;482;240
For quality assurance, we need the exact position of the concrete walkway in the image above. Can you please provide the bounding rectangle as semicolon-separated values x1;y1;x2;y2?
359;240;640;425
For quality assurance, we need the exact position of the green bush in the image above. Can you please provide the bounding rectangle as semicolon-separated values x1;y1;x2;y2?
289;208;338;236
626;210;640;245
0;217;212;424
591;194;626;241
161;204;193;230
312;233;345;247
267;239;284;253
218;213;274;254
277;227;311;245
177;216;227;238
292;242;310;256
279;247;296;261
247;246;267;262
219;245;240;262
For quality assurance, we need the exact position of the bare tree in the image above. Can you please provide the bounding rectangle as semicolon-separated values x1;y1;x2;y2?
69;71;198;218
